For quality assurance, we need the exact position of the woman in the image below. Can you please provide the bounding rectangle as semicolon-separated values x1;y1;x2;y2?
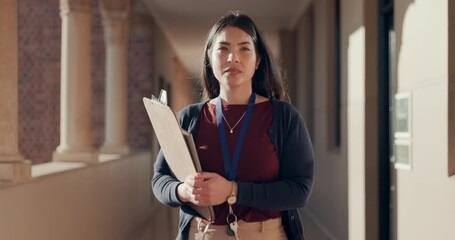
152;12;314;240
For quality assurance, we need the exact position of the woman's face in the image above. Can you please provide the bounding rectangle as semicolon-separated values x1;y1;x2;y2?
209;26;260;92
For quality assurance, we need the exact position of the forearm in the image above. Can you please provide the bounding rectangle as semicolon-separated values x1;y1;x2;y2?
236;176;312;210
151;150;184;207
152;171;183;207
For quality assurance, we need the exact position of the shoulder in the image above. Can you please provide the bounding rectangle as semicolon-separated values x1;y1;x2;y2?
271;99;301;119
271;99;307;136
178;102;204;115
177;102;206;122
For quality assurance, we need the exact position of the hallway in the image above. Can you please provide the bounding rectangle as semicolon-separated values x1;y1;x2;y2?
1;0;455;239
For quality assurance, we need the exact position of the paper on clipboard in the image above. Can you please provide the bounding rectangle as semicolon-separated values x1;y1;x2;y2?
143;92;215;221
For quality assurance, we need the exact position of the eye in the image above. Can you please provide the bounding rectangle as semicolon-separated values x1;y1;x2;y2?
217;46;228;51
240;47;251;52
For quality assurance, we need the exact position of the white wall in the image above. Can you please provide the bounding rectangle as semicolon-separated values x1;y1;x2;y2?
347;26;366;240
395;0;455;239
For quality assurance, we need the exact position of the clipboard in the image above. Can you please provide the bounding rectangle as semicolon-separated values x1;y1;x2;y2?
143;91;215;221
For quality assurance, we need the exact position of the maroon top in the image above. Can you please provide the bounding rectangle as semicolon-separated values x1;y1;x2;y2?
195;100;282;225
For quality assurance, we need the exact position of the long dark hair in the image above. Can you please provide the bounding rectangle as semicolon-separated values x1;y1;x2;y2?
201;12;288;101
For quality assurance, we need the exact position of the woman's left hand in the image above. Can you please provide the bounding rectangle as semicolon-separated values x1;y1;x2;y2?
191;172;232;206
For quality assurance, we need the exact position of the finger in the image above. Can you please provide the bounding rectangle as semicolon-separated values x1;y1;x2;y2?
187;188;202;204
195;172;219;180
192;179;209;189
189;196;199;205
193;195;210;206
192;186;210;197
191;186;201;195
189;192;209;206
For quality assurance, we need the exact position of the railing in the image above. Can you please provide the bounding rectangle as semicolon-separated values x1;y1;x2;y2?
0;151;173;240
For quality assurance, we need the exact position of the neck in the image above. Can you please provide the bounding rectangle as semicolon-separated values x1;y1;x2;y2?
219;86;253;105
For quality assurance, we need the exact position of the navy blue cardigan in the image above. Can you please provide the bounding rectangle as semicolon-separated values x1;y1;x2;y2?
152;99;315;240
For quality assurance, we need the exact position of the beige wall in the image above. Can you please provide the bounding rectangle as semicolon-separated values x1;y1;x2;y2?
0;152;171;240
395;0;455;239
294;6;314;137
152;20;195;111
263;31;281;62
152;20;175;98
292;0;349;239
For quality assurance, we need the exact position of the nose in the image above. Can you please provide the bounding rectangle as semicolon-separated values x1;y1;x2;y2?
227;52;239;63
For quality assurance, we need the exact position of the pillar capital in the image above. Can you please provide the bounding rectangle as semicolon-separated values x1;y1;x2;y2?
99;0;131;12
60;0;92;15
100;0;131;45
100;0;131;20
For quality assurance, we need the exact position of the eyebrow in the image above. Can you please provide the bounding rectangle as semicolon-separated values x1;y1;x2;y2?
218;41;252;46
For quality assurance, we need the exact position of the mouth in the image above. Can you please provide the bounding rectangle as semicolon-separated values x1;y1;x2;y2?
223;67;241;75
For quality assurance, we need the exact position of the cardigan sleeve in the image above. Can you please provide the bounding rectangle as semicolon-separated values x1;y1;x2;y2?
236;102;315;210
151;149;184;207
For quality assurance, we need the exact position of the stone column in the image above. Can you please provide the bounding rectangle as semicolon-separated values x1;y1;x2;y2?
53;0;97;162
0;0;31;182
99;0;131;156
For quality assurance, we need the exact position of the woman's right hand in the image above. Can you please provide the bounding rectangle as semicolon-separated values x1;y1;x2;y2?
177;172;233;206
